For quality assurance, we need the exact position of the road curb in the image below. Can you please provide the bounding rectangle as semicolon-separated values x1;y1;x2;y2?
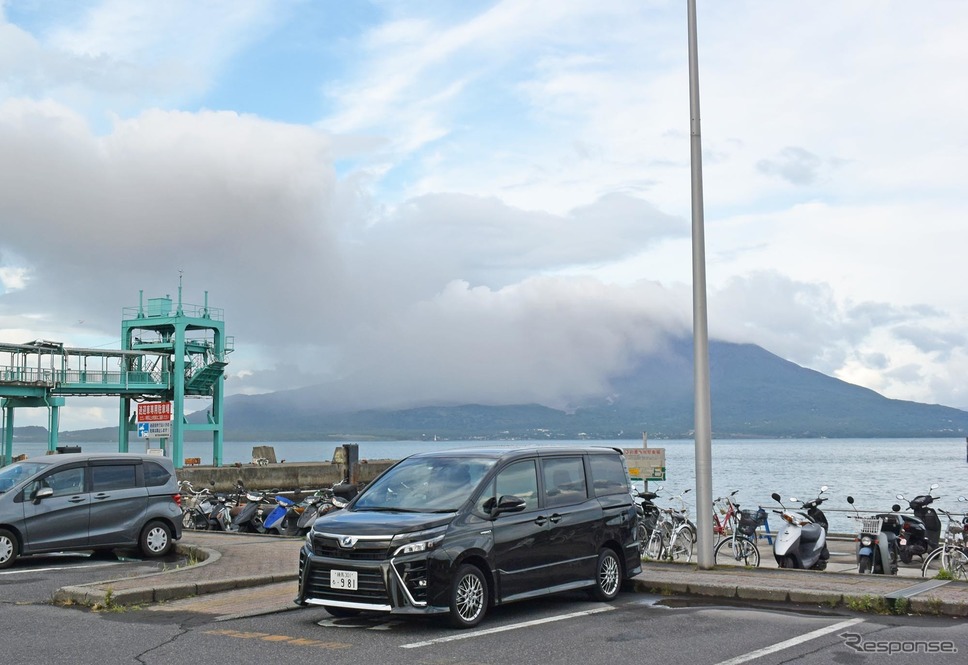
53;542;220;608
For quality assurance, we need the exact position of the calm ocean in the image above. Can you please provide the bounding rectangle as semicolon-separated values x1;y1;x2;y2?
11;437;967;534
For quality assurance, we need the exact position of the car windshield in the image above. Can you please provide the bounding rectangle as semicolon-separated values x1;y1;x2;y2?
354;456;496;512
0;461;49;494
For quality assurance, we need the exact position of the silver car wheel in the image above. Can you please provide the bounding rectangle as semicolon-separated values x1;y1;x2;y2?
0;534;14;565
145;525;170;553
456;571;485;622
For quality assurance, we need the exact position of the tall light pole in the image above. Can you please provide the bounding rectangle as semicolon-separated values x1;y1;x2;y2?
688;0;714;568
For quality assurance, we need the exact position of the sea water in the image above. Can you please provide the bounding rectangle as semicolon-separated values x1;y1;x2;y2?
9;437;967;534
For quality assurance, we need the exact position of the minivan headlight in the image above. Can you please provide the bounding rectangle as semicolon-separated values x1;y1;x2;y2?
392;530;446;556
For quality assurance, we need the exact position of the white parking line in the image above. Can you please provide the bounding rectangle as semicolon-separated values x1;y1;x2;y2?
713;617;864;665
0;562;122;576
400;606;616;649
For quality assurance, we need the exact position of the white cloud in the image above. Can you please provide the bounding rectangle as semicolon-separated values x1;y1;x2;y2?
3;1;968;430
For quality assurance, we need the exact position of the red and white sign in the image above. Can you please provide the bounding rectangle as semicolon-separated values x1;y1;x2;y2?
137;402;172;422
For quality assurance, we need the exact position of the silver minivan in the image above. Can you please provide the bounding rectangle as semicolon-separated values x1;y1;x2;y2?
0;452;183;568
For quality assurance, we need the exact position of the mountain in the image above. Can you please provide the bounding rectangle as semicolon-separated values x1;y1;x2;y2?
201;338;968;440
15;339;968;441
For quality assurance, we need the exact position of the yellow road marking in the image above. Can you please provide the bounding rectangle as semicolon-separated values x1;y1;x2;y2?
204;629;351;649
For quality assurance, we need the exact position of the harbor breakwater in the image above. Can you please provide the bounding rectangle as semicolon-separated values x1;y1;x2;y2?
176;459;397;493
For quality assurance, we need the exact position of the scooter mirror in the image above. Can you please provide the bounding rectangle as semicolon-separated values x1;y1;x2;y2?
896;494;905;500
820;485;828;493
891;504;901;512
930;483;939;490
771;492;781;502
959;496;967;502
789;497;799;503
847;496;855;504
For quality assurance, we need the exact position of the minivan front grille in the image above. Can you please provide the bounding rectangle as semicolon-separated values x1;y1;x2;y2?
312;534;393;560
304;563;388;603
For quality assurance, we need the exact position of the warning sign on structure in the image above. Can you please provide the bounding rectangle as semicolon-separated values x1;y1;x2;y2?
623;448;666;481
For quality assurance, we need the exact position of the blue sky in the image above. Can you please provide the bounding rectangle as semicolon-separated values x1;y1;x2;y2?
2;1;968;430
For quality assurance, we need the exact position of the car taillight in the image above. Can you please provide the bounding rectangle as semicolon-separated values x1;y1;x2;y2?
173;493;182;508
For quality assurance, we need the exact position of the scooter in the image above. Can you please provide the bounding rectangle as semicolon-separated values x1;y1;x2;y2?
233;490;268;533
261;494;296;534
770;486;830;570
634;489;660;541
896;483;942;564
846;496;901;575
200;493;235;531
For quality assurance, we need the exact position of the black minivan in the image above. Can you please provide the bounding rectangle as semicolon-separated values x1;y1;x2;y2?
296;446;641;628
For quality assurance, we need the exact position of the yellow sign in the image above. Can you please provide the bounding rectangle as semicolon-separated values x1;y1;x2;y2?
623;448;666;481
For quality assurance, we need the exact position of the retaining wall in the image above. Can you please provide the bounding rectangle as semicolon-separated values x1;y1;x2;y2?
176;459;397;493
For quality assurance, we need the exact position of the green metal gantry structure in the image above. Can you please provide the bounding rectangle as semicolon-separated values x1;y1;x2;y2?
1;283;231;469
119;284;231;467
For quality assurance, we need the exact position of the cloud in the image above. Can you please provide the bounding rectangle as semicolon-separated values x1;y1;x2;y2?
756;147;826;185
5;1;968;431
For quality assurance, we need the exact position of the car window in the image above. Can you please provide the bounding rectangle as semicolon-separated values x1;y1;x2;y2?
476;459;538;514
542;457;587;507
0;461;48;494
91;464;138;492
29;466;85;498
589;454;629;496
354;456;495;512
143;461;172;487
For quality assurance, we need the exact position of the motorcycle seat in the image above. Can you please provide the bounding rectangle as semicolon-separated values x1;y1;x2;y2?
800;523;824;543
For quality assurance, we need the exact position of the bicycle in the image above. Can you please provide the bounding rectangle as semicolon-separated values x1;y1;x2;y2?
920;499;968;581
712;490;740;543
178;480;213;530
714;505;765;567
643;489;696;563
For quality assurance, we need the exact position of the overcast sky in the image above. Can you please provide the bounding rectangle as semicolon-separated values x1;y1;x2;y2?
2;1;968;431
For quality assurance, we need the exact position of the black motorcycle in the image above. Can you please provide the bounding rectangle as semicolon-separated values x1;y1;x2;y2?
634;489;660;554
896;483;942;564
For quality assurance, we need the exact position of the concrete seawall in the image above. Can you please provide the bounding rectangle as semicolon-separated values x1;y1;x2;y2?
176;459;397;493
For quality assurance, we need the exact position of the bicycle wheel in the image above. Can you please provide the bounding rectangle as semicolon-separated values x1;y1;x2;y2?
920;546;968;579
644;527;664;561
924;547;968;580
637;523;649;557
668;529;694;563
714;536;760;567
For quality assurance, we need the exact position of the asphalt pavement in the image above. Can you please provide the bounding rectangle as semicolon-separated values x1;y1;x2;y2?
51;531;968;619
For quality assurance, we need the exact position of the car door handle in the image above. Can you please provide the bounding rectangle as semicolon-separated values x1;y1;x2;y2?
94;493;111;500
68;496;86;503
548;514;562;524
534;516;548;526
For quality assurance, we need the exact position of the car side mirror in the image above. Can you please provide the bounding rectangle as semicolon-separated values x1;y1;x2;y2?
491;495;527;516
33;486;54;504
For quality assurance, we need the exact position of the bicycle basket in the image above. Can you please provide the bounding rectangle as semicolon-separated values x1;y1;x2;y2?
860;516;883;534
738;509;766;537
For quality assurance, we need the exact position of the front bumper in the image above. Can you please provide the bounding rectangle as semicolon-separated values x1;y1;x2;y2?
295;541;452;615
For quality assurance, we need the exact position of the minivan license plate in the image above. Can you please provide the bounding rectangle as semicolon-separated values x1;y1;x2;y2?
330;570;358;590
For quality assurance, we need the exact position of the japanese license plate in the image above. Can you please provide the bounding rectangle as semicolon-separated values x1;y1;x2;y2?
330;570;358;590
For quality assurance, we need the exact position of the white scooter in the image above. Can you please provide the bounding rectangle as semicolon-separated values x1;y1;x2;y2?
770;486;830;570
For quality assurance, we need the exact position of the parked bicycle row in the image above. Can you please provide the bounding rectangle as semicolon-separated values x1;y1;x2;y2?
633;483;968;581
178;480;361;536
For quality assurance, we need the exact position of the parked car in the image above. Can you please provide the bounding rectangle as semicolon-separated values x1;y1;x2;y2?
0;452;183;568
295;445;641;628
